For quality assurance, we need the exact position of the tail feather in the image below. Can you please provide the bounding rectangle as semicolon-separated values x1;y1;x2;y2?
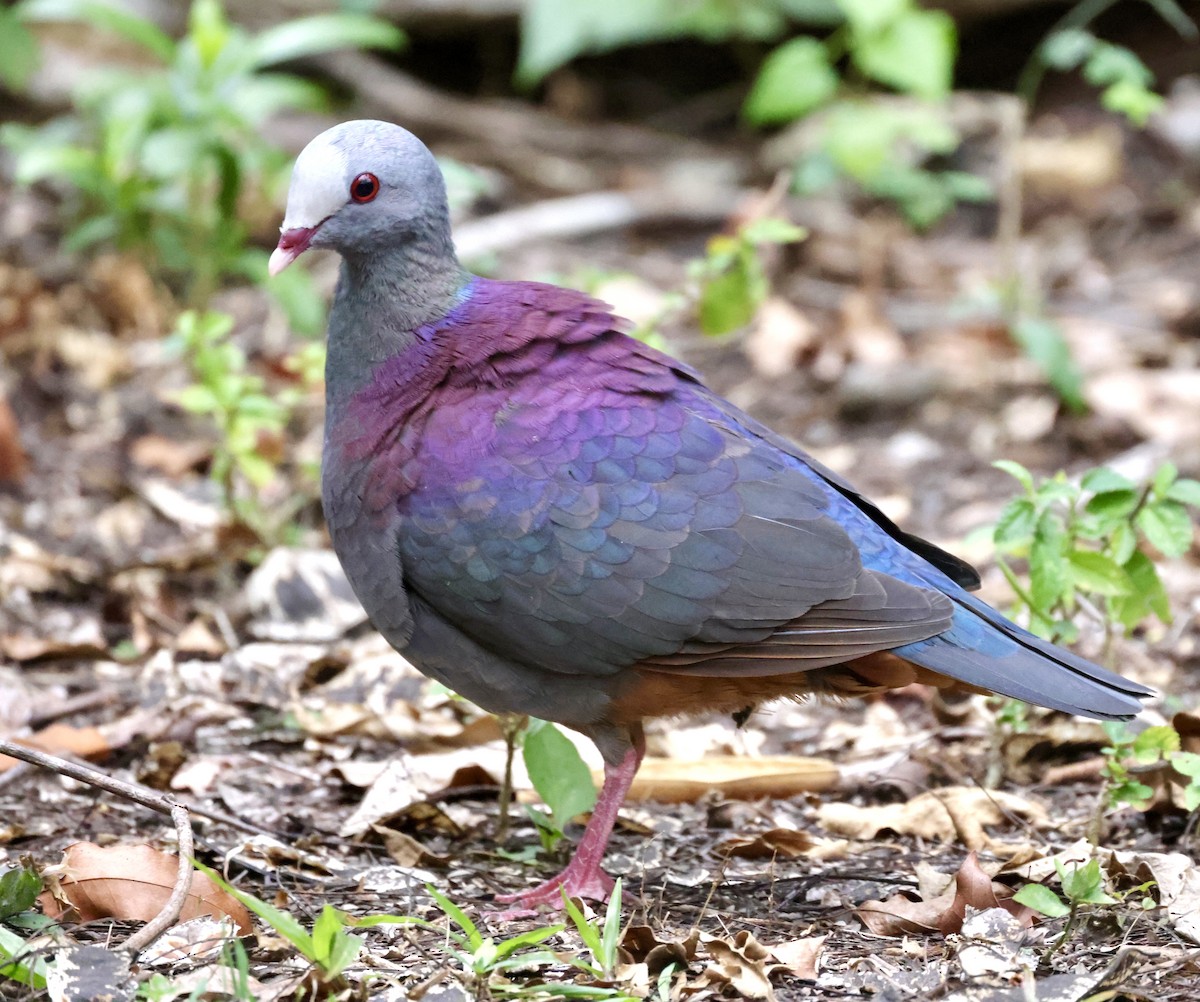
892;588;1152;720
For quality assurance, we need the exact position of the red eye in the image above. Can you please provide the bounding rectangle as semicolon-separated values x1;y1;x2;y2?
350;172;380;203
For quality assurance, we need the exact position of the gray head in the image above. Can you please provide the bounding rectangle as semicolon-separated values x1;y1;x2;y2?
270;120;453;275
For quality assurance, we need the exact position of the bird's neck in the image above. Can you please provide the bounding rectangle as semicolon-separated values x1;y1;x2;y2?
325;230;470;410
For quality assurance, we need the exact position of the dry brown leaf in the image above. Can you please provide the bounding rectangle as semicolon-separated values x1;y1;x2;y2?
616;755;840;804
769;934;825;980
816;786;1046;851
857;852;1034;936
0;723;111;772
746;297;816;377
700;930;779;1000
0;393;26;486
40;843;253;935
371;826;450;868
622;925;699;976
718;827;846;861
128;434;212;478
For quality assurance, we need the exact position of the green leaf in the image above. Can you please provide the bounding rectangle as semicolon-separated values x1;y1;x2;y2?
1131;725;1179;764
176;384;221;414
1166;478;1200;507
1030;511;1068;611
1171;752;1200;812
1057;858;1117;906
22;0;175;61
248;14;404;69
1084;489;1138;523
1013;883;1070;918
1065;549;1131;597
0;925;48;989
850;9;956;99
1083;41;1154;87
523;720;597;828
516;0;791;87
1103;79;1164;126
310;907;363;977
699;258;758;335
191;860;314;955
1118;549;1171;625
1039;28;1095;70
1009;317;1086;413
994;498;1037;549
1137;501;1195;558
1081;467;1135;494
993;459;1035;494
1152;461;1178;498
739;217;807;246
837;0;907;35
0;8;39;90
743;37;839;126
0;868;41;920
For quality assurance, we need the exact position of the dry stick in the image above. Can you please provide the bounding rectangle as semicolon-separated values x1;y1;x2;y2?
0;741;277;839
0;739;195;954
453;186;749;261
121;804;194;955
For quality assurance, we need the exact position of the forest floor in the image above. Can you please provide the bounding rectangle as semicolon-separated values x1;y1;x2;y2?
2;50;1200;1002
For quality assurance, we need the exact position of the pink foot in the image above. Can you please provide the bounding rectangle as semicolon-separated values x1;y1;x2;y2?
492;736;644;919
493;859;615;919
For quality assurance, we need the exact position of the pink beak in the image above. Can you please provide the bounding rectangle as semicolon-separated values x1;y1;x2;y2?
269;226;318;276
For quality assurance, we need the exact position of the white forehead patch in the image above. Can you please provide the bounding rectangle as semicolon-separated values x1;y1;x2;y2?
280;130;351;230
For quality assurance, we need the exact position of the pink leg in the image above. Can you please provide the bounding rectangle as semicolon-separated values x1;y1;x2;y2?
495;736;644;917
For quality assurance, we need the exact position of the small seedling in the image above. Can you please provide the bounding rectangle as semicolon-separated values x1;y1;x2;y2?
0;865;48;992
4;0;401;321
691;218;806;336
561;879;625;980
193;861;364;984
990;460;1199;653
1015;856;1154;954
170;309;298;532
522;719;597;853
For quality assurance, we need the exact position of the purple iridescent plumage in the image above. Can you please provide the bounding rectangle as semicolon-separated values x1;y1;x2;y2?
274;120;1151;913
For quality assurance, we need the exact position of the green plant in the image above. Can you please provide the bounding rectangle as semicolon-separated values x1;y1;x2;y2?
1019;0;1196;126
3;0;401;321
561;880;625;980
193;861;365;983
0;865;48;992
1006;315;1087;415
1099;723;1200;814
1014;857;1125;953
746;0;991;227
170;309;298;529
691;218;806;336
516;0;841;90
522;719;598;853
990;460;1200;652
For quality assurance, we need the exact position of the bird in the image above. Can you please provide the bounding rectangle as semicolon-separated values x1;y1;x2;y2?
270;120;1151;913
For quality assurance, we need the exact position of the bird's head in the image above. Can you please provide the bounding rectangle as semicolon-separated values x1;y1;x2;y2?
269;120;449;276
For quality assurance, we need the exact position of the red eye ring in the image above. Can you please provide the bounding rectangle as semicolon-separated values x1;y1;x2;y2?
350;172;380;203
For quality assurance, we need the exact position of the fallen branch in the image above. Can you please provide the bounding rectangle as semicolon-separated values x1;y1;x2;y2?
453;185;748;259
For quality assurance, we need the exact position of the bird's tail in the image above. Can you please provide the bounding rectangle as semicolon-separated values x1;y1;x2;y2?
891;587;1152;720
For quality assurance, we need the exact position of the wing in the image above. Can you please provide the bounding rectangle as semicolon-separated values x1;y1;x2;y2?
397;368;951;679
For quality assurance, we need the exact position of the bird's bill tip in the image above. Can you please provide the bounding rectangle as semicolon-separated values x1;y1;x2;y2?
268;225;318;276
268;245;296;276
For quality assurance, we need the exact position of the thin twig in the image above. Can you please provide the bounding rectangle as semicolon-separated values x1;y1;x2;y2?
0;740;197;955
120;804;195;955
0;740;280;837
